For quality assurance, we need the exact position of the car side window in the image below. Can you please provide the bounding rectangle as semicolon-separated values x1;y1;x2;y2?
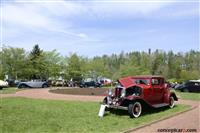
152;79;161;85
190;82;195;86
135;79;150;85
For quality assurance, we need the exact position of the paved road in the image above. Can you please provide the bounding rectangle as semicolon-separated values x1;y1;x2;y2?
131;99;200;133
1;89;199;133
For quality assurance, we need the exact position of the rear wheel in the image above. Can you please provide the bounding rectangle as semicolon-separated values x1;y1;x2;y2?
169;96;175;108
128;102;142;118
42;84;48;88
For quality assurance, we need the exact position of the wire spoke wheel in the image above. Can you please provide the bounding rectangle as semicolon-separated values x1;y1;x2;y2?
128;102;142;118
169;96;175;108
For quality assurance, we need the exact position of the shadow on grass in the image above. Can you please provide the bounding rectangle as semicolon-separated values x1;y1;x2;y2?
106;105;175;117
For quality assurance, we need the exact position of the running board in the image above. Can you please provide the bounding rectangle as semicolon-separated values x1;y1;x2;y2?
108;105;128;110
152;103;169;108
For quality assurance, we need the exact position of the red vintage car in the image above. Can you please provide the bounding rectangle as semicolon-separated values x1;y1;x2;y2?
102;75;178;118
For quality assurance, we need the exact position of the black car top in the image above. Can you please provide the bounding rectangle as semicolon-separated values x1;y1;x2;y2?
176;81;200;92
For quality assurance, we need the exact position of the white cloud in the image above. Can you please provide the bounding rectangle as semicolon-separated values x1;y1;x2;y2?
170;8;199;17
1;1;89;40
3;5;49;28
2;0;198;47
88;1;169;18
1;0;176;32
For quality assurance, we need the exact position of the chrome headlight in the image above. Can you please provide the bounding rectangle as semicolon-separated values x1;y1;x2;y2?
121;88;126;97
108;89;113;96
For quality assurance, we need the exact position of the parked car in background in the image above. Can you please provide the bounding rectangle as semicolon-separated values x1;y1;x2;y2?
51;80;68;87
175;80;200;93
5;79;20;87
0;80;8;90
99;78;112;85
18;80;49;88
80;78;101;88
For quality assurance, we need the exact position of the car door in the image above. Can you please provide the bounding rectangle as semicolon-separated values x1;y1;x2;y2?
143;85;155;104
193;82;200;92
138;79;155;104
152;78;164;104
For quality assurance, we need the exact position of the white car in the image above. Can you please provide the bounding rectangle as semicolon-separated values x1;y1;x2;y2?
17;80;49;88
0;80;8;89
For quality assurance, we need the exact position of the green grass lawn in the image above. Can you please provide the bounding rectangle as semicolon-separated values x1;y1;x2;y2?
0;87;21;94
175;91;200;101
1;97;190;133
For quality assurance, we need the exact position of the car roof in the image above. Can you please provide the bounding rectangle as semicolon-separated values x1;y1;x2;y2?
131;75;164;79
189;80;200;83
118;75;164;88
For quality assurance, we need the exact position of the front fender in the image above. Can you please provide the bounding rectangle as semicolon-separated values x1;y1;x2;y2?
125;95;141;101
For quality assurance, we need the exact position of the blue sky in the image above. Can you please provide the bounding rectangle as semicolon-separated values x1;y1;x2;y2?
1;0;199;57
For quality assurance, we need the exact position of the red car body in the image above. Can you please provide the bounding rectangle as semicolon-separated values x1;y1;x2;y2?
103;75;178;118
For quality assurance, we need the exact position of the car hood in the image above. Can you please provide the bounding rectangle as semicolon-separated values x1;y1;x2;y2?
118;77;136;88
118;77;150;89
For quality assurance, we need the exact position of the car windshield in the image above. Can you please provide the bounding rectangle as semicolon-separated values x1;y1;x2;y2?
134;79;150;85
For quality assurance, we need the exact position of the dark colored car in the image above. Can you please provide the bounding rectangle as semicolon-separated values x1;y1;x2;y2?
176;81;200;93
102;75;178;118
80;80;101;88
5;79;20;87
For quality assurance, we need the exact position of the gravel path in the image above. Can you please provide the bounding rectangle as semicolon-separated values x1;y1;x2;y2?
0;88;104;102
1;89;199;133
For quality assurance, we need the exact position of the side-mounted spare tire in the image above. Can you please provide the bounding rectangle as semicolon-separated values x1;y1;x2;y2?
128;101;142;118
103;97;111;111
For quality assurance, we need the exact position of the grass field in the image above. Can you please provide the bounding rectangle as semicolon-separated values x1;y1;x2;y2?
175;91;200;101
1;97;190;133
0;87;20;94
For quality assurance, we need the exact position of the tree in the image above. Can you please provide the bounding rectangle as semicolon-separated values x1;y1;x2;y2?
29;44;46;79
118;63;150;78
43;50;62;79
66;54;82;82
1;45;200;82
30;44;42;59
0;46;27;79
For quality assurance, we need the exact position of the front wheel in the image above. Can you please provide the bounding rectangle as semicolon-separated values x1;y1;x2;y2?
169;96;175;108
42;84;48;88
18;84;27;88
183;88;189;92
128;102;142;118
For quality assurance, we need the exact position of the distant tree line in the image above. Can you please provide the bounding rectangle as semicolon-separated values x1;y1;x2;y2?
0;44;199;82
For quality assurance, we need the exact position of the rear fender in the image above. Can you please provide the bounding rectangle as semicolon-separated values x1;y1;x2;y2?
170;92;178;101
